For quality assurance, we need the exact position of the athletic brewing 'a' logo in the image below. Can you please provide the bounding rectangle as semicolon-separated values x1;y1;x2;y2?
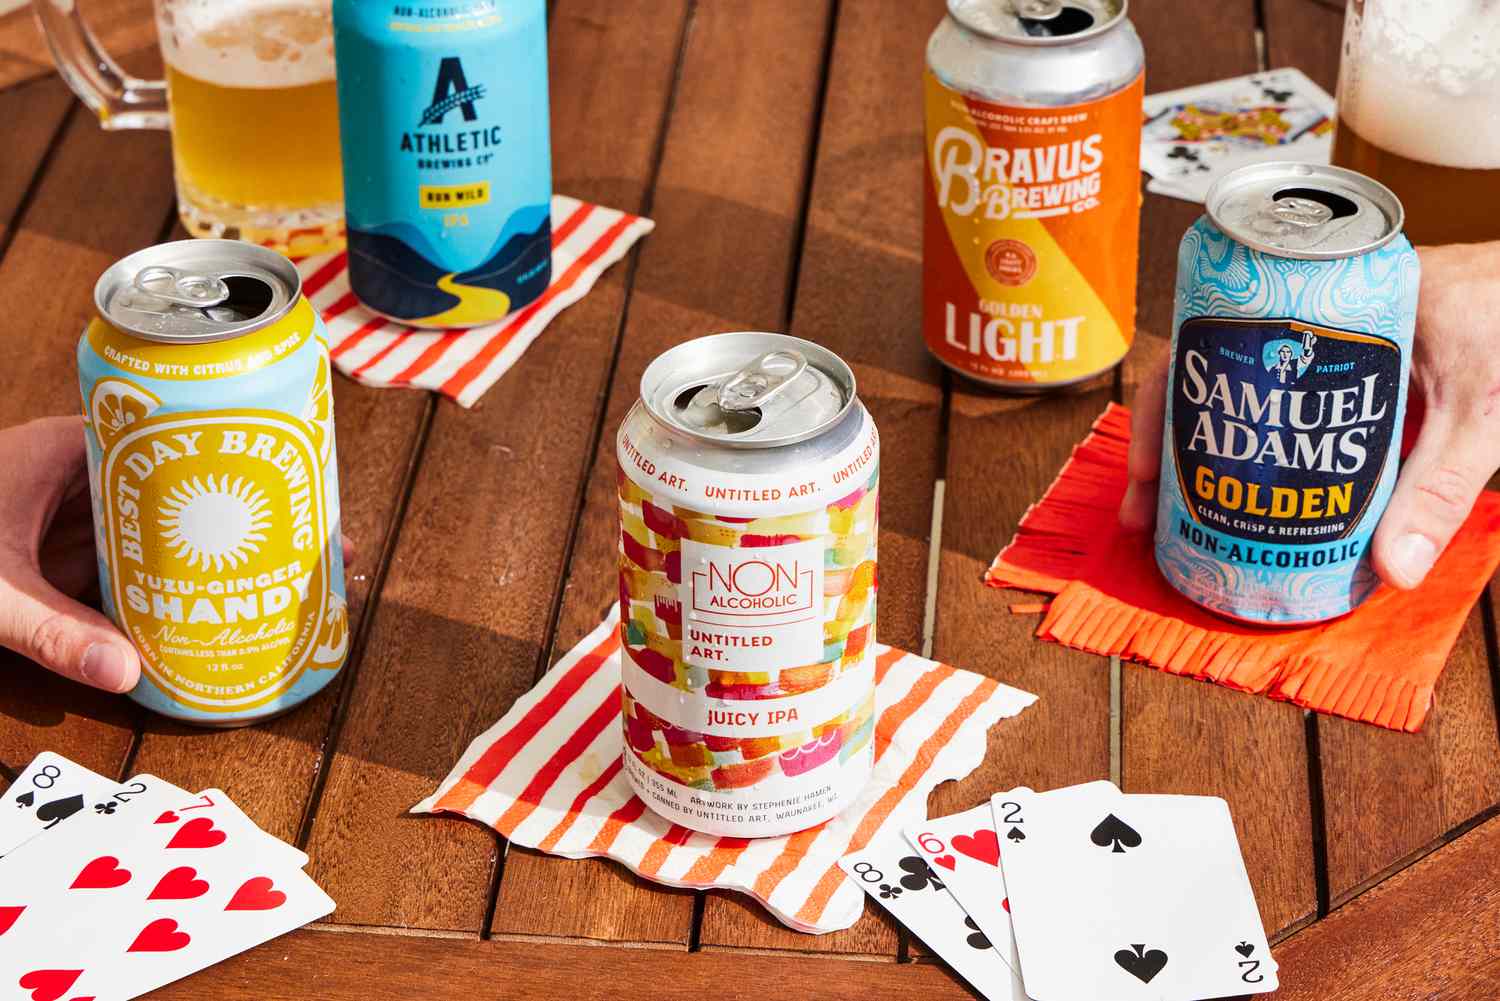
419;57;486;126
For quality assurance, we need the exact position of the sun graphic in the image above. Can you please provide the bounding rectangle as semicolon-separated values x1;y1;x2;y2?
158;475;273;572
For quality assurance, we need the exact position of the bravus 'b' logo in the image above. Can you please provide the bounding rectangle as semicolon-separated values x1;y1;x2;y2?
419;57;485;126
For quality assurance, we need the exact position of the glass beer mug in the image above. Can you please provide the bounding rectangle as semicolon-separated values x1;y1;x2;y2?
1332;0;1500;244
34;0;344;255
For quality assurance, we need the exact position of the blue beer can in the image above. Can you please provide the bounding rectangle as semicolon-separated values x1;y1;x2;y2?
332;0;552;327
1156;163;1419;624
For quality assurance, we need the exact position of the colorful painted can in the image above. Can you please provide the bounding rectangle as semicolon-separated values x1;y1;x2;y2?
924;0;1144;390
617;334;880;837
332;0;552;327
1156;163;1419;624
78;240;348;725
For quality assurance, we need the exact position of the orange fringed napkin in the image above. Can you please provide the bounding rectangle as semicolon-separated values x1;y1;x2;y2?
986;403;1500;732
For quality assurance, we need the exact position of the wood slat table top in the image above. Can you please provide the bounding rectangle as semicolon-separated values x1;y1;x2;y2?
1;0;1497;996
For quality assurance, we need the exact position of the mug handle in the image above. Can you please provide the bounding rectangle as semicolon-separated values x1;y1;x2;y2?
31;0;169;130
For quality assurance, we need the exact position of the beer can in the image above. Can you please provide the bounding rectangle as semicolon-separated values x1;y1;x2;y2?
332;0;552;327
617;334;879;837
1156;163;1420;624
924;0;1144;390
78;240;349;725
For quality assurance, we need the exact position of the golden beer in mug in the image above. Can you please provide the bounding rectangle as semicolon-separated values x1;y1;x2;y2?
1332;0;1500;245
34;0;344;255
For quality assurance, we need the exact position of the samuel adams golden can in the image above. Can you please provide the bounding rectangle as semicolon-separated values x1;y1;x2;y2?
332;0;552;327
1156;163;1419;624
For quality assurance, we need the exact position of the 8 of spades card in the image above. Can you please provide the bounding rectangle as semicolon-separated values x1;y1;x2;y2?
994;785;1277;1001
1;752;121;857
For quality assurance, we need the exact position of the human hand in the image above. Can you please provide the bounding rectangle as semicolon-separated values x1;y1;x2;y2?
1119;242;1500;591
0;416;140;692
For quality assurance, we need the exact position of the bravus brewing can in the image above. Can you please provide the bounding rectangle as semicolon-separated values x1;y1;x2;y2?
617;334;879;837
78;241;348;725
924;0;1144;390
332;0;552;327
1156;163;1419;624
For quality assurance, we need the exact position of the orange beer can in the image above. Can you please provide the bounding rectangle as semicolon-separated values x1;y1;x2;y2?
924;0;1144;390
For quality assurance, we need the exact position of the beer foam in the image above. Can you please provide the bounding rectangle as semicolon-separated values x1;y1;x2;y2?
1339;0;1500;169
158;0;334;89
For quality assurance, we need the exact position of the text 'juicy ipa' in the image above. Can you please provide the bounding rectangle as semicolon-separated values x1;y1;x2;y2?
79;241;348;725
333;0;552;327
924;0;1144;389
1157;163;1419;624
618;334;879;836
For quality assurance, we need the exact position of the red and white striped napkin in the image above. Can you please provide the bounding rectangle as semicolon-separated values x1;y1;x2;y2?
414;610;1037;934
296;195;653;407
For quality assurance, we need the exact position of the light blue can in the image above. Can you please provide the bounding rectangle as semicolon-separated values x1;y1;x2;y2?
1155;164;1419;624
333;0;552;327
79;241;348;725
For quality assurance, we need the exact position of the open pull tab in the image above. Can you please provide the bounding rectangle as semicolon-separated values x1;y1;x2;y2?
132;265;231;309
716;350;807;413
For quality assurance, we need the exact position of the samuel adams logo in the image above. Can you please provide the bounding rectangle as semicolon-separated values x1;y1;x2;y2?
1170;316;1401;545
419;56;485;126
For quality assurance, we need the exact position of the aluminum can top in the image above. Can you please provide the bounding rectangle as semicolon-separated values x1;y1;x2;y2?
640;332;857;450
1206;162;1406;261
946;0;1126;45
94;239;302;344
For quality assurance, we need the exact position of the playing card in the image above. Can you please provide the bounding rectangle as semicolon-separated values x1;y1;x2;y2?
841;830;1025;1001
1;781;332;1001
996;785;1277;1001
1140;67;1335;203
1;752;120;857
903;803;1023;984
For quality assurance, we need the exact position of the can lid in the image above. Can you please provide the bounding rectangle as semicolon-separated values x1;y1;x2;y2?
1205;162;1405;260
95;239;302;343
946;0;1127;45
641;332;856;448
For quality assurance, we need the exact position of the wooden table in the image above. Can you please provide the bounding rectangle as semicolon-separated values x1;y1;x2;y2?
2;1;1497;997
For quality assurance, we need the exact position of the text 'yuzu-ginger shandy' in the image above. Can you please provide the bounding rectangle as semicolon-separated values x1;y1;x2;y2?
78;241;348;726
924;0;1144;389
617;334;879;837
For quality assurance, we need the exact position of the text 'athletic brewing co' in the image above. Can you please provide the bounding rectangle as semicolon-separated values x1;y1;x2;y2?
924;0;1144;390
617;334;879;837
79;241;349;725
1156;163;1419;624
332;0;552;327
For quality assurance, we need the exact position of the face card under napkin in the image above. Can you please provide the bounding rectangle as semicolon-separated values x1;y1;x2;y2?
413;609;1036;933
296;195;653;407
985;403;1500;732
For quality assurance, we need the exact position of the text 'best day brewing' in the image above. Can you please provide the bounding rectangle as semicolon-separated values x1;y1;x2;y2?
1157;163;1419;624
79;241;349;725
618;335;879;837
924;0;1143;389
333;0;552;327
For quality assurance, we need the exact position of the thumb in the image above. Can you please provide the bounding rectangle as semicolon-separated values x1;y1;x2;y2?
0;567;140;693
1371;410;1497;589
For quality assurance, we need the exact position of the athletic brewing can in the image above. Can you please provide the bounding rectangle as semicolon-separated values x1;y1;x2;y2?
332;0;552;327
617;334;879;837
78;241;348;725
924;0;1144;389
1157;163;1419;624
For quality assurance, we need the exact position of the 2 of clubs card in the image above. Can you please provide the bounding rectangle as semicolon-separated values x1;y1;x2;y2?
994;783;1278;1001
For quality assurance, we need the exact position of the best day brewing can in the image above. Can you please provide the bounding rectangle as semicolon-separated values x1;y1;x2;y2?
924;0;1144;389
617;334;880;837
79;240;349;725
1156;163;1419;624
333;0;552;327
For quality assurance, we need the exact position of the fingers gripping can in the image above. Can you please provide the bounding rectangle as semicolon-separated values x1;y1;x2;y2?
617;334;879;837
924;0;1144;389
1156;163;1420;624
78;241;349;725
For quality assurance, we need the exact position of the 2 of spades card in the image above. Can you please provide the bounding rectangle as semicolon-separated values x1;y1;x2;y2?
841;829;1026;1001
994;784;1277;1001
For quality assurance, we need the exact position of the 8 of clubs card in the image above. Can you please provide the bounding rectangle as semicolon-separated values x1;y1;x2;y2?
995;785;1277;1001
